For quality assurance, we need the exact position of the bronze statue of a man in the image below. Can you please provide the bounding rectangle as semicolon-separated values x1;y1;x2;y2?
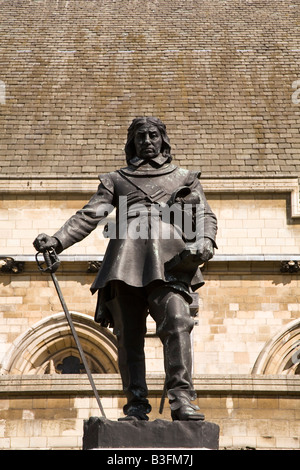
33;117;217;421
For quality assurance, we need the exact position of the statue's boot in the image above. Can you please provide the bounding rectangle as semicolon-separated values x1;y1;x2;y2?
106;295;151;421
148;285;205;421
169;391;205;421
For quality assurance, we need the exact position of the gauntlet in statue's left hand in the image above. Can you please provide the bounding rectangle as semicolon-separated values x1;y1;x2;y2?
165;237;215;273
197;237;214;262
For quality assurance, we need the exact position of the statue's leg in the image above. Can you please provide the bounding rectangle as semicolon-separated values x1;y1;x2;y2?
106;292;151;420
148;285;205;420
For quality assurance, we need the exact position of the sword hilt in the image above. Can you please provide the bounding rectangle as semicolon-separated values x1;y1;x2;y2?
35;248;61;273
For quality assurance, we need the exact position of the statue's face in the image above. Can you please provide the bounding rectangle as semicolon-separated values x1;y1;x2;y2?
133;123;162;160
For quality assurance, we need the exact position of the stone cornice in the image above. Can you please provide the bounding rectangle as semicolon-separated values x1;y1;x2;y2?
0;175;299;191
4;254;300;263
205;176;300;219
0;374;299;396
0;175;299;218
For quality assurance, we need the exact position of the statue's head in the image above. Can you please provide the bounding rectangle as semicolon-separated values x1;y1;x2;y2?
125;117;172;164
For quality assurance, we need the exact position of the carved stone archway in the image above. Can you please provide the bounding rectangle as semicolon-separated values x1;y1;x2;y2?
252;318;300;375
1;312;118;375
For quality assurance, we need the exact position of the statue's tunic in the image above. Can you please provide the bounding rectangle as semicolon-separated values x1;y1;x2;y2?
53;160;217;321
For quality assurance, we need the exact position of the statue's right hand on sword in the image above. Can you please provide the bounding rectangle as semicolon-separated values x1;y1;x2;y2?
33;233;60;252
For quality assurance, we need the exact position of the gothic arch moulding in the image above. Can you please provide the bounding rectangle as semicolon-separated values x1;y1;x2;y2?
1;312;118;375
252;318;300;375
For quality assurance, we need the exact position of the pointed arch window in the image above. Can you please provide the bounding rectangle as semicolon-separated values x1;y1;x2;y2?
1;312;118;375
252;319;300;375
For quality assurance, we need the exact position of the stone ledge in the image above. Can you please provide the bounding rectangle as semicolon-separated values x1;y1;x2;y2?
0;374;299;396
0;175;299;219
4;254;300;263
0;174;299;190
82;417;219;450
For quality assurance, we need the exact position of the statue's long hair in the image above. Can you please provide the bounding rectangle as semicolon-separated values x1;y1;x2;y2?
124;117;172;164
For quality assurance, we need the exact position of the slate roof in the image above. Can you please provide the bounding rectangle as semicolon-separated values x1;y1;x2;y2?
0;0;299;177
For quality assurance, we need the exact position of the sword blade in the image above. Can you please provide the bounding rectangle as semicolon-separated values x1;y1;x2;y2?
50;271;106;418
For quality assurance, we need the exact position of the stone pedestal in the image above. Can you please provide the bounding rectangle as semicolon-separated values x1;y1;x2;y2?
83;417;219;450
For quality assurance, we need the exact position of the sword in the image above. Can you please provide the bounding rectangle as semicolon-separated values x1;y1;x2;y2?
35;248;106;418
159;379;167;415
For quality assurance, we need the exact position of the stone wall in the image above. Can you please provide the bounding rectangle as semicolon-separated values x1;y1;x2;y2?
1;185;300;450
1;262;300;377
1;183;300;377
0;375;299;450
1;176;300;256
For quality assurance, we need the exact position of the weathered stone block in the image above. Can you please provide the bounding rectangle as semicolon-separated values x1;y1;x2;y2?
83;417;219;450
